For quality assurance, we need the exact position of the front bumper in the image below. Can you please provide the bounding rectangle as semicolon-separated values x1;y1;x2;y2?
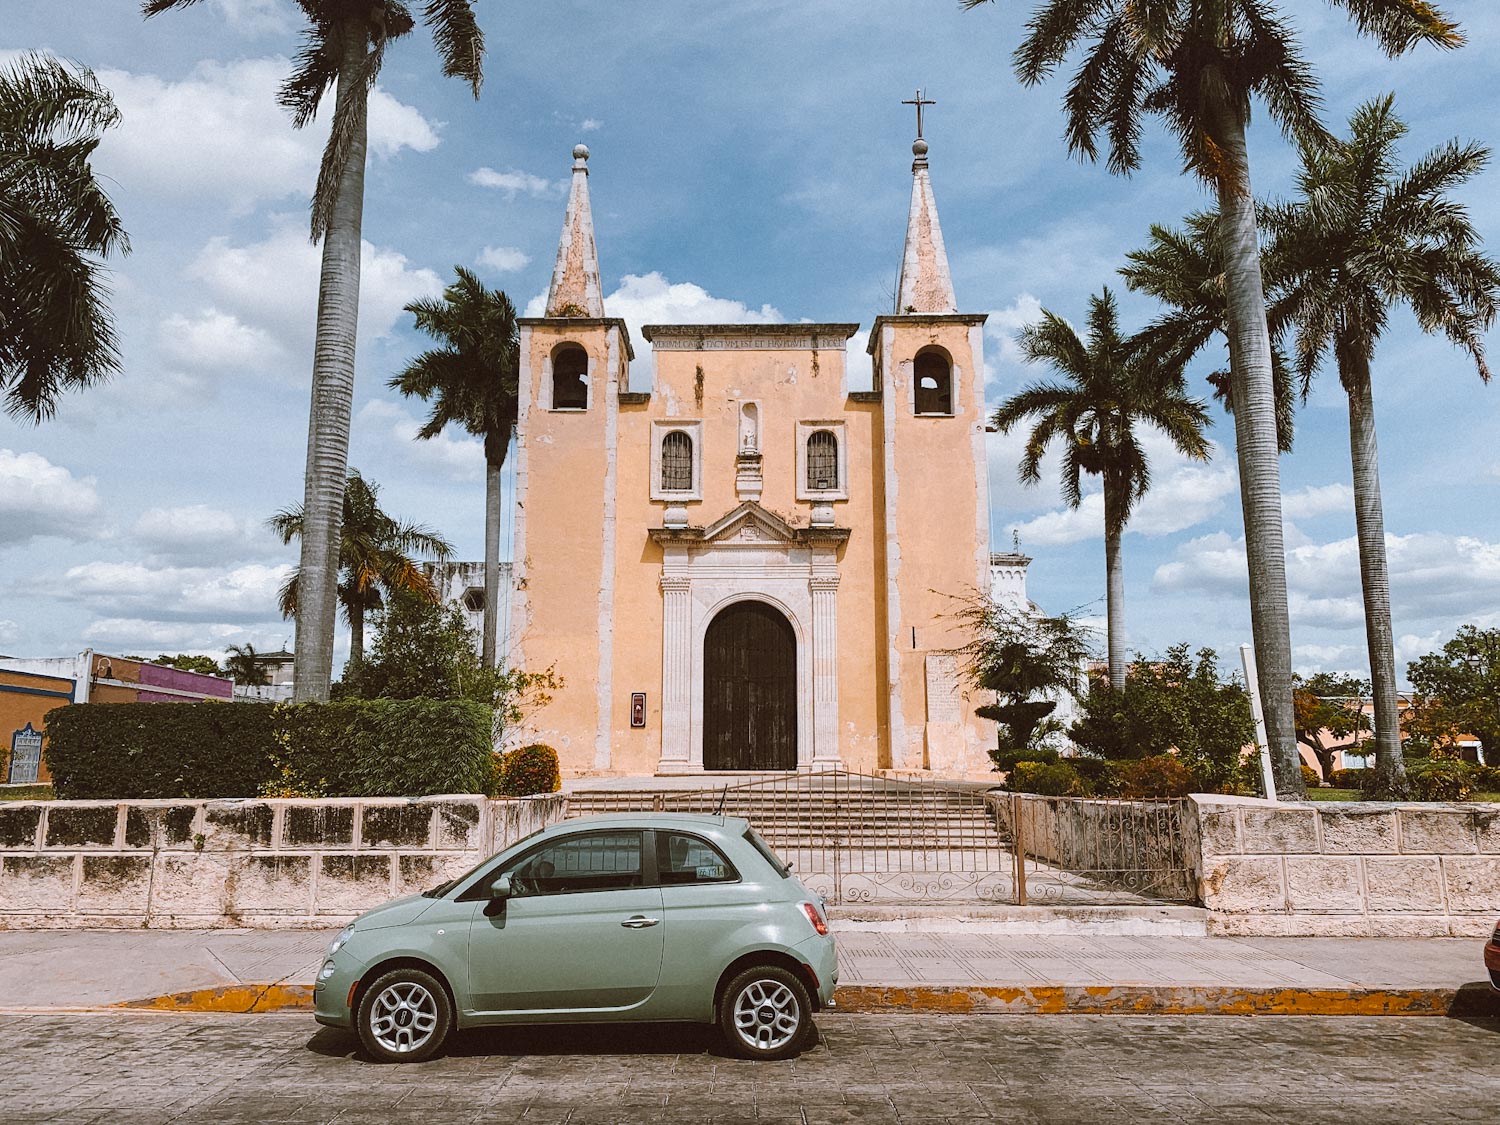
1484;939;1500;991
312;951;362;1029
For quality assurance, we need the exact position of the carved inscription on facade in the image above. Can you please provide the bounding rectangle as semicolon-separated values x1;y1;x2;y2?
924;652;963;724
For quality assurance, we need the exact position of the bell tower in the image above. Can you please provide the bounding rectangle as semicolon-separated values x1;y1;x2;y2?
868;125;992;773
512;144;634;770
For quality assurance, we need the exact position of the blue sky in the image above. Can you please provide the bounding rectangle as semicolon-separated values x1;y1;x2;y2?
3;0;1498;684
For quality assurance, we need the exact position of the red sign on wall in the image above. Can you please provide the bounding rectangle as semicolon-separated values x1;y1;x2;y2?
630;692;646;728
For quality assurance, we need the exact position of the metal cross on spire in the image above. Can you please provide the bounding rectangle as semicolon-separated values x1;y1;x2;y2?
902;88;935;139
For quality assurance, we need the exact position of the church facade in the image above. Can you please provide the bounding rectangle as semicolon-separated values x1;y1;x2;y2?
509;137;995;777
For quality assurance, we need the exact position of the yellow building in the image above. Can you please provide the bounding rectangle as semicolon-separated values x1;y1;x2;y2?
511;138;993;777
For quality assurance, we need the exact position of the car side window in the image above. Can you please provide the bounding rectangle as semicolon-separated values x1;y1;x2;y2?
506;830;644;897
656;832;737;886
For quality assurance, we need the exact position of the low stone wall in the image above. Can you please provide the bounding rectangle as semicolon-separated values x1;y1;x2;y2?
996;794;1200;903
1193;795;1500;937
0;795;567;928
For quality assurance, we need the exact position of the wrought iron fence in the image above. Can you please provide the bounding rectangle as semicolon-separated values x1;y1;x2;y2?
566;768;1196;906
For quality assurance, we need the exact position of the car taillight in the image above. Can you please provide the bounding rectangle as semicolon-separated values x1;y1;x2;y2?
801;901;828;936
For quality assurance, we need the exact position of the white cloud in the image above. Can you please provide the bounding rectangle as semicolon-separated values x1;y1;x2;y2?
984;292;1044;373
580;118;603;132
209;0;294;35
130;504;281;565
47;561;292;623
96;59;439;213
186;220;441;371
0;450;105;545
1007;433;1238;547
1154;529;1500;639
81;617;281;654
468;167;560;198
357;399;485;482
1282;482;1354;521
157;308;280;375
0;619;18;646
476;245;531;273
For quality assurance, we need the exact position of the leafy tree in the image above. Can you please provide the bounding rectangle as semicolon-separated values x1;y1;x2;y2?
1269;96;1500;798
1293;672;1370;783
993;288;1209;690
345;587;558;744
269;469;452;668
1407;626;1500;765
954;593;1094;765
1069;644;1255;793
963;0;1465;798
144;1;487;702
222;643;270;686
390;267;520;669
0;52;129;422
149;653;221;676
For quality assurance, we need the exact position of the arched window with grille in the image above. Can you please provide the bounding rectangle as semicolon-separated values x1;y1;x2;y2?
552;344;588;409
806;430;838;491
660;430;693;491
914;348;952;415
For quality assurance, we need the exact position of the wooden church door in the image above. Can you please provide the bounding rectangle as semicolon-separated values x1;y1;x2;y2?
702;601;797;770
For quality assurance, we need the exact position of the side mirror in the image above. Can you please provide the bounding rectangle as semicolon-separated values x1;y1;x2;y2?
489;872;513;900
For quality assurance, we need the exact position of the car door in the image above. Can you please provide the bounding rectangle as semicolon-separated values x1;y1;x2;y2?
466;828;665;1018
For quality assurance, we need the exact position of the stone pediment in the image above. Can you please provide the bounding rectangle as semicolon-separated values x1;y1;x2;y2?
648;501;849;546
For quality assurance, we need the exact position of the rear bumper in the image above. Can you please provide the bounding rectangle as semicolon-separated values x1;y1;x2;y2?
1484;940;1500;991
794;933;839;1010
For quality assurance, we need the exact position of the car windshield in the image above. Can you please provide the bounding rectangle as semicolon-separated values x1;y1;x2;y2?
421;826;548;897
744;828;791;877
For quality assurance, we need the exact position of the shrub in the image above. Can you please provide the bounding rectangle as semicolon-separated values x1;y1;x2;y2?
45;699;491;799
1118;755;1198;798
1300;763;1320;789
991;744;1061;772
45;702;277;800
1069;756;1124;796
1009;760;1087;797
1329;768;1370;790
1406;757;1476;802
496;744;561;797
1472;764;1500;793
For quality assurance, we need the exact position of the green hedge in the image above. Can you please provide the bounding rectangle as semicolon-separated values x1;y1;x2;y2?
44;703;277;800
45;699;492;800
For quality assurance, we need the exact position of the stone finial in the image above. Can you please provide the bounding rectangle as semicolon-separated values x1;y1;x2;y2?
894;138;957;314
545;143;605;318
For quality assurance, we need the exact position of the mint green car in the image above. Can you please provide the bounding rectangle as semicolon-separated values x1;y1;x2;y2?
314;813;837;1062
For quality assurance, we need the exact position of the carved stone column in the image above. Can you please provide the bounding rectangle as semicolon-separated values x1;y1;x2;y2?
810;571;841;766
657;573;693;773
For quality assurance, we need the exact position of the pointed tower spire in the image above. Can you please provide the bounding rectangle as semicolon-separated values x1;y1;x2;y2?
895;136;957;314
545;144;605;317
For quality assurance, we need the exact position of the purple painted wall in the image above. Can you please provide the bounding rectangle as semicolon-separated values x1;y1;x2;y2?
137;663;233;700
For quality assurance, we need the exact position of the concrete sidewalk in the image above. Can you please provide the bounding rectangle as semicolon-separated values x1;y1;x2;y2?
0;925;1494;1017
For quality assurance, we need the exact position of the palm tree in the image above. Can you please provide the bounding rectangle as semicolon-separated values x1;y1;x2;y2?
269;470;454;669
1120;211;1296;455
389;267;520;669
0;52;129;422
993;289;1210;691
963;0;1464;797
1269;96;1500;798
143;1;486;702
223;644;270;687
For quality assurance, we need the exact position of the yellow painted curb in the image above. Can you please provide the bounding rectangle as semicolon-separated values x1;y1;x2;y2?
109;981;1498;1017
114;983;315;1014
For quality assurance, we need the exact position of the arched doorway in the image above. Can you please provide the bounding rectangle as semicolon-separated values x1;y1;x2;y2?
702;601;797;770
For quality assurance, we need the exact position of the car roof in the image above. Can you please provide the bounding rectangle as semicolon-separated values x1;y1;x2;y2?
539;812;751;835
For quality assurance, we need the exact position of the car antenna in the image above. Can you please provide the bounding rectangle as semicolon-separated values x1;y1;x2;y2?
714;784;728;816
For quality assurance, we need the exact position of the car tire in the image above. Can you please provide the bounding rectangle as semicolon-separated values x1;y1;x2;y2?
355;967;453;1063
719;965;814;1060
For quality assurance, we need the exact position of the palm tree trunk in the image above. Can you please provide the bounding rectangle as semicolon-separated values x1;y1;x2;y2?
349;603;365;669
1344;353;1407;797
1103;489;1125;692
482;457;501;668
1207;88;1304;798
293;20;368;703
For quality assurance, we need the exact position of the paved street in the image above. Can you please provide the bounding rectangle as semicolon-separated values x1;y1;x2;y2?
3;1012;1497;1123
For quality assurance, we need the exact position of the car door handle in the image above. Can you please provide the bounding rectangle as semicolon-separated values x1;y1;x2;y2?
620;916;660;928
